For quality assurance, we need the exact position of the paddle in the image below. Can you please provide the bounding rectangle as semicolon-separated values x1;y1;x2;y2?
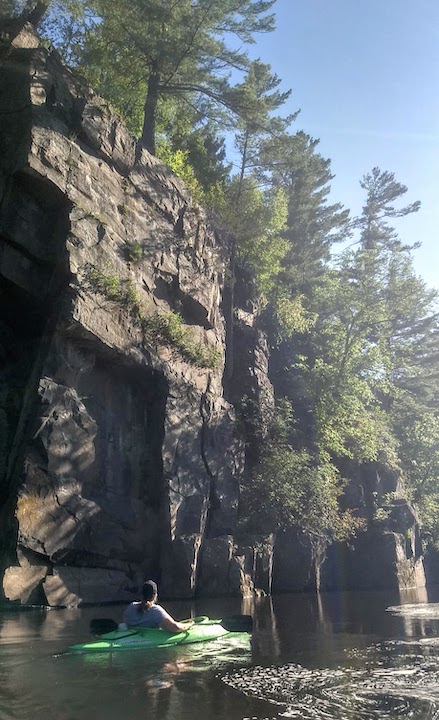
89;614;252;636
218;614;253;632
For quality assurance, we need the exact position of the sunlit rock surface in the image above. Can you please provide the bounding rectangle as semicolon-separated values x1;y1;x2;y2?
0;23;245;605
321;462;425;592
0;21;427;605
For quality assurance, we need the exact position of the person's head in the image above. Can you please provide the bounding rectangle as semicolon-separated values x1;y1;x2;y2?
141;580;158;606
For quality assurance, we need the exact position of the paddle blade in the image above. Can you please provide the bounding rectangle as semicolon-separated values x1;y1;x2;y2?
90;618;118;635
220;615;253;633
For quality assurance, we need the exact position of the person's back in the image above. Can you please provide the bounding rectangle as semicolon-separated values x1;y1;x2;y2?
122;580;194;633
123;600;168;628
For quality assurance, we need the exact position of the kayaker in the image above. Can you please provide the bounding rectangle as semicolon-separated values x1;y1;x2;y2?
121;580;194;632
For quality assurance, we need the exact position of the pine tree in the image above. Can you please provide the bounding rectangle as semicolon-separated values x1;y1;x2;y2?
271;131;350;296
48;0;277;154
357;167;420;252
228;60;293;200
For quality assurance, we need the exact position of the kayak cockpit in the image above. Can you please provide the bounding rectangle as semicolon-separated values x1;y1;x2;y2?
68;616;231;653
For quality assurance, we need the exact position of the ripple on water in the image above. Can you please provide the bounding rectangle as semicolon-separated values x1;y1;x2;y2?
222;653;439;720
222;603;439;719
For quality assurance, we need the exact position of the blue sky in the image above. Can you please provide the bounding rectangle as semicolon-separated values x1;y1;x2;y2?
248;0;439;289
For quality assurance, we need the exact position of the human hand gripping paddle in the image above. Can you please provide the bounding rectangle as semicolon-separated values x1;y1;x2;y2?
89;614;253;636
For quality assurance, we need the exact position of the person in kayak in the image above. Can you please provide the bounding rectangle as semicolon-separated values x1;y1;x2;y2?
121;580;194;632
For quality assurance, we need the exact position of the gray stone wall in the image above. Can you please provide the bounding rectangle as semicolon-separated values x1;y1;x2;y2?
0;26;245;605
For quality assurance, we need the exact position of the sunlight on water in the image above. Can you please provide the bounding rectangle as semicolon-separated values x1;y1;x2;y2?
223;660;439;719
222;603;439;720
387;603;439;619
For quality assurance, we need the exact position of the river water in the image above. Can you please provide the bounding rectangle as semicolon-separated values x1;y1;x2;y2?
1;587;439;720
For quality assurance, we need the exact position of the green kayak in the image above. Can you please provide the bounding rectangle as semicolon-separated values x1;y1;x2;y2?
68;616;231;653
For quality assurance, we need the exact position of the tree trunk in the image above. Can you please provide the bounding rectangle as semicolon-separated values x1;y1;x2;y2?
140;68;160;155
27;1;50;28
237;128;249;203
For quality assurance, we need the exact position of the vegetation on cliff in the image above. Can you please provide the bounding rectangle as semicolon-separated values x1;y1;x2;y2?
83;266;221;368
3;0;438;553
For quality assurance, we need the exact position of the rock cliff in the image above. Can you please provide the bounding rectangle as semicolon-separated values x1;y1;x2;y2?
0;22;426;605
0;23;253;605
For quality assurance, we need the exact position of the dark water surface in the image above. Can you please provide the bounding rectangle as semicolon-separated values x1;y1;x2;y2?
1;587;439;720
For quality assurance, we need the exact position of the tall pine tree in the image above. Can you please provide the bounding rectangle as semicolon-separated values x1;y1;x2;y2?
49;0;277;154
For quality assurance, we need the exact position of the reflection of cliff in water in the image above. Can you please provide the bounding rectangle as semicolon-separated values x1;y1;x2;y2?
224;589;439;720
386;588;439;638
251;596;281;658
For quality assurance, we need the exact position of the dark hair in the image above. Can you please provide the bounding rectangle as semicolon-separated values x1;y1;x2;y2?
141;580;158;602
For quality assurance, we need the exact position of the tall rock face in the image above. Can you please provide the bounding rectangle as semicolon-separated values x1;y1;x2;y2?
0;25;251;605
0;23;427;605
320;462;425;593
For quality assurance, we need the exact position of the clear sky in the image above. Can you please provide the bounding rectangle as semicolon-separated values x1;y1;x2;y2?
248;0;439;289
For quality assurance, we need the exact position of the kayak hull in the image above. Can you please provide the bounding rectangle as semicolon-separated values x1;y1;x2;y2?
68;617;230;653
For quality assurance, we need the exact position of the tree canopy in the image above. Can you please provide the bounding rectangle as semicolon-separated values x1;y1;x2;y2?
41;0;277;153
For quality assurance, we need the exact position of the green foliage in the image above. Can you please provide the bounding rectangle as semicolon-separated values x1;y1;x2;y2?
230;182;287;288
239;398;365;545
263;130;351;295
83;266;220;368
356;167;421;251
398;413;439;548
227;128;349;343
84;266;123;301
142;311;221;368
85;267;143;318
39;0;96;64
123;242;143;263
373;506;391;524
156;139;227;213
46;0;277;153
293;268;390;463
156;142;204;203
162;125;230;193
272;294;316;338
225;179;297;312
182;129;230;192
229;59;294;190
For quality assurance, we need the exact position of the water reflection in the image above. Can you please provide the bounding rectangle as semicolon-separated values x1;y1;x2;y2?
386;593;439;639
223;588;439;720
0;615;251;720
251;597;281;658
2;590;439;720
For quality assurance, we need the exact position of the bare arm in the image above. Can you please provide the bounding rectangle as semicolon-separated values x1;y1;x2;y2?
159;613;194;633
